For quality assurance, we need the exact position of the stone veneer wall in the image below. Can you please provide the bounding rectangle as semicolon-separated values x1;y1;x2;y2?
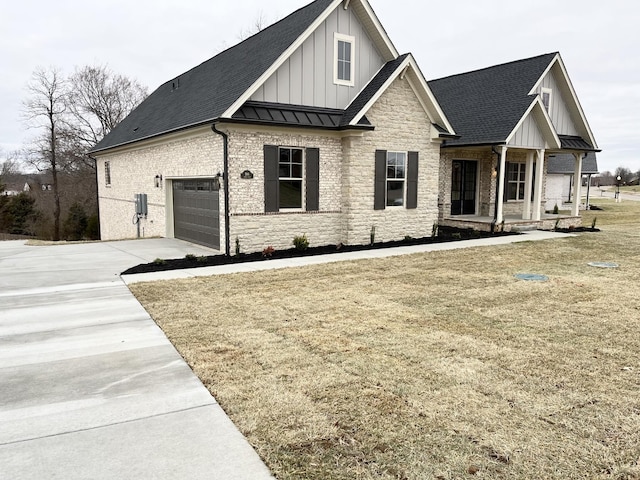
96;130;223;242
341;77;440;245
226;128;344;252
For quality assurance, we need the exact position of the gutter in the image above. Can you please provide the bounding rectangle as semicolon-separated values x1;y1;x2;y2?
211;123;231;257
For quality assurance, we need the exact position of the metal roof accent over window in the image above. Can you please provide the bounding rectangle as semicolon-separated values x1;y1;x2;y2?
558;135;597;151
232;101;372;130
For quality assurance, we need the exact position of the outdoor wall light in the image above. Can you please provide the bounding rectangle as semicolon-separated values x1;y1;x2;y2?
154;174;163;188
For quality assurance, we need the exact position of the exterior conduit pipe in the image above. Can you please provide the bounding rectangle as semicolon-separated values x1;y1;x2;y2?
490;146;503;233
211;123;231;257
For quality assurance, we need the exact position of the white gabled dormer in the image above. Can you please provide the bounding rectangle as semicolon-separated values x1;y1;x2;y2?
248;0;397;110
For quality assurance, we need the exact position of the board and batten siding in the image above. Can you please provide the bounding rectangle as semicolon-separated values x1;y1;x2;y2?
250;5;385;109
539;68;579;136
508;113;545;148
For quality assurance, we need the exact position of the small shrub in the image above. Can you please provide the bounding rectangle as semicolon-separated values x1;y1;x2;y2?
404;235;413;242
196;256;208;263
235;237;241;256
262;246;275;258
185;254;197;261
370;225;376;245
153;258;166;265
591;217;597;230
554;218;561;230
293;234;309;251
553;203;559;215
432;222;439;238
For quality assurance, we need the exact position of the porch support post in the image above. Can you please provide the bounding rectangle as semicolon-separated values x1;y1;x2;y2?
532;149;545;221
496;146;507;224
523;151;535;220
572;153;584;217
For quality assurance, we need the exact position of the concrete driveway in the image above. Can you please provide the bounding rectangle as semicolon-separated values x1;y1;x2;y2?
0;239;273;479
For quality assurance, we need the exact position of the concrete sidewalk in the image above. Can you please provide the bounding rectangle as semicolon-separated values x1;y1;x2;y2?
0;239;273;480
123;230;574;284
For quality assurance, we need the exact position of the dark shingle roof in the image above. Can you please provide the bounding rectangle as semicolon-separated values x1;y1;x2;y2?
91;0;335;153
547;152;598;174
341;54;409;126
231;101;372;130
428;53;557;147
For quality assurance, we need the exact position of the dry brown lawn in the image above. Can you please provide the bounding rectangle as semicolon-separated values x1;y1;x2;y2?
131;199;640;479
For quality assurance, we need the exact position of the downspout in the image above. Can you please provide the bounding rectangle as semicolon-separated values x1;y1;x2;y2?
211;123;231;256
490;146;502;233
88;154;101;240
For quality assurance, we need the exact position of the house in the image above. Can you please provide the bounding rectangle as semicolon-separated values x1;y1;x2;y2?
90;0;455;254
91;0;599;252
545;152;598;211
429;53;599;231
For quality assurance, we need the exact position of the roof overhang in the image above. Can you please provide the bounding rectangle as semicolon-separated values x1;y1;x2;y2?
529;53;599;150
346;54;456;136
221;0;399;120
505;97;562;150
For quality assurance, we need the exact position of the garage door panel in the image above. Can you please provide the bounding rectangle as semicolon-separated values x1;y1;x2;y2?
173;180;220;250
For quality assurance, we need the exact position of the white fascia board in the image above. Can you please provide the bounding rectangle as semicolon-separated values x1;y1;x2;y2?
220;0;343;119
505;98;561;149
356;0;399;59
530;53;598;149
349;55;456;135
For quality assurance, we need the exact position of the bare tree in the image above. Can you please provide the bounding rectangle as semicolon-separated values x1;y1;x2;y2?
22;67;69;240
65;65;147;164
238;11;269;40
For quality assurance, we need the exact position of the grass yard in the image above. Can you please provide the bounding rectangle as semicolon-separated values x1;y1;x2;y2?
131;199;640;479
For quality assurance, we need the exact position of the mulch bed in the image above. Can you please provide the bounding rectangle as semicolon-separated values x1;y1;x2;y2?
122;227;518;275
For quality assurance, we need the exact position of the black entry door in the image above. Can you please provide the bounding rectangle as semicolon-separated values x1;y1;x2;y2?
451;160;477;215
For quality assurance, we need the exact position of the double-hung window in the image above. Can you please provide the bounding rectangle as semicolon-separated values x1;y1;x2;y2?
374;150;419;210
386;152;406;207
278;147;304;209
507;162;526;201
541;87;552;114
264;145;320;213
334;33;355;86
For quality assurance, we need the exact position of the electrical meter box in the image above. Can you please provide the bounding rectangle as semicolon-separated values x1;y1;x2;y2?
135;193;148;217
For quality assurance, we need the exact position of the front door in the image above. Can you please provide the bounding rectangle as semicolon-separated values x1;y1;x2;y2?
451;160;477;215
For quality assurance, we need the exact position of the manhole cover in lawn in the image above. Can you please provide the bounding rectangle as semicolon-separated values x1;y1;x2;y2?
588;262;619;268
515;273;549;282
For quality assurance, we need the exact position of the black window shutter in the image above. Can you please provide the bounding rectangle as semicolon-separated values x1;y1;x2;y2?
374;150;387;210
406;151;419;209
264;145;279;212
306;148;320;211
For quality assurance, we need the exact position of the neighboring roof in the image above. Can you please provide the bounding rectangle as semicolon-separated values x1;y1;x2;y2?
547;152;599;175
428;53;559;147
231;101;372;130
91;0;336;153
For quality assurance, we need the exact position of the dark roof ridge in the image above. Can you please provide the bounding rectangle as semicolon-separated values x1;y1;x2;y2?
429;52;558;83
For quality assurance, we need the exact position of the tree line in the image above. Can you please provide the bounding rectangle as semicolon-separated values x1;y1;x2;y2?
0;65;147;240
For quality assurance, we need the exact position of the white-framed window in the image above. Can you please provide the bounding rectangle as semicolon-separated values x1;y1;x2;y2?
104;161;111;186
507;162;526;201
278;147;304;210
334;33;355;86
541;87;552;114
386;151;406;207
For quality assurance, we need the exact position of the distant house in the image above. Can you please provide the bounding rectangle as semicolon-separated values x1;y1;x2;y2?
1;181;30;196
545;152;598;211
90;0;600;252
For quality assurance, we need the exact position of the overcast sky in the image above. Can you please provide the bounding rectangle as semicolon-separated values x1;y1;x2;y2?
2;0;638;173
